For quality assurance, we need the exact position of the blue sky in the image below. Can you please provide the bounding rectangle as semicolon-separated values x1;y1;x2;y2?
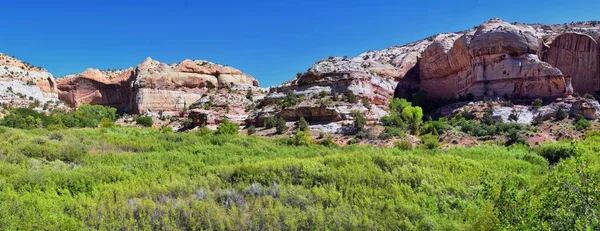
1;0;598;87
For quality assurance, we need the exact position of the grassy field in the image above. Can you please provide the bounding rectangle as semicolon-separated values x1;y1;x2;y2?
0;126;597;230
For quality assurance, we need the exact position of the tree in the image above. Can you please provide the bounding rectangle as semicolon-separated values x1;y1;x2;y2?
351;110;366;132
532;98;543;110
297;117;309;132
401;106;424;135
276;117;288;134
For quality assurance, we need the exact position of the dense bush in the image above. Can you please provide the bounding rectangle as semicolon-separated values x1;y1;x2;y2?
135;116;153;127
275;117;288;134
420;134;440;149
264;117;276;129
534;142;577;164
297;117;309;132
290;130;312;146
216;119;239;135
555;107;568;121
393;140;413;150
574;115;591;131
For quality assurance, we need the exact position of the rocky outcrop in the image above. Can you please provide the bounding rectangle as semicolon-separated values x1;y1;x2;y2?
543;33;599;94
132;58;259;114
56;58;260;114
415;18;566;100
0;53;59;107
57;68;134;110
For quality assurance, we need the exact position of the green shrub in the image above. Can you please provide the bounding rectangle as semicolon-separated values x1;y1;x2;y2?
297;117;309;132
276;117;288;134
383;126;403;137
421;118;448;135
247;125;257;135
505;129;527;146
160;126;173;133
534;142;577;164
555;107;567;121
532;98;543;109
264;117;276;129
100;118;116;128
351;110;366;132
136;116;153;127
344;91;358;103
574;115;591;131
291;130;312;146
216;119;239;135
420;134;440;149
193;126;213;136
361;98;371;108
394;140;413;150
319;136;338;147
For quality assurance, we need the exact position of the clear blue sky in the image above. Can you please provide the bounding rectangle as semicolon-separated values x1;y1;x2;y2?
2;0;598;87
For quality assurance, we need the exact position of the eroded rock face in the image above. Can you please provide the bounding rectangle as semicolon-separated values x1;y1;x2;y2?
544;33;600;94
56;57;260;114
132;58;259;113
57;68;134;110
0;53;59;107
416;18;566;100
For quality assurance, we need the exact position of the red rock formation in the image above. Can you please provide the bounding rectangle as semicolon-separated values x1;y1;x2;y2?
544;33;600;94
57;58;260;114
417;19;566;100
57;68;134;110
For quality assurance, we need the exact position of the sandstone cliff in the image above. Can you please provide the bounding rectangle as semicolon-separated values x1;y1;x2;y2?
57;58;261;114
415;19;566;100
0;53;59;108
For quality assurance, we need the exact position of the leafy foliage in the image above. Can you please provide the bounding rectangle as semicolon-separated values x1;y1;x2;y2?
0;104;117;129
135;116;153;127
275;117;288;134
0;126;596;229
297;117;309;132
216;119;239;135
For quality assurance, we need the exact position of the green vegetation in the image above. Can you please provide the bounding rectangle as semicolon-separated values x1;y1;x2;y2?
297;117;309;132
574;114;591;131
0;126;598;229
275;117;288;134
381;98;424;136
264;116;276;129
0;104;117;129
135;116;153;127
216;119;239;135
